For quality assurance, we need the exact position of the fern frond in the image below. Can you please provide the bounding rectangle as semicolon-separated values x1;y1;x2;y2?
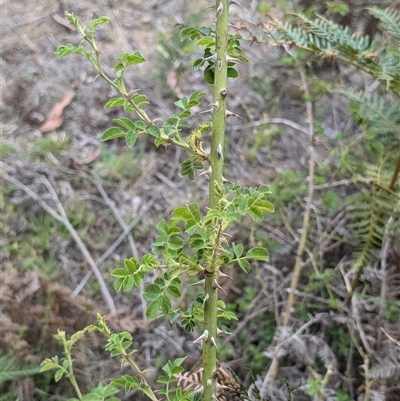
370;352;400;377
249;377;290;401
346;174;400;271
266;14;373;57
298;13;373;53
0;353;41;382
336;89;400;144
0;367;41;382
368;7;400;46
264;10;400;96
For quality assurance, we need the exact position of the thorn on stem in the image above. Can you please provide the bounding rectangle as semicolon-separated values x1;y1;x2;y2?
219;271;235;281
212;279;227;295
217;328;237;337
217;2;223;17
187;279;205;287
211;101;220;111
203;292;210;306
193;329;209;344
197;108;214;116
210;336;219;351
225;110;244;120
216;144;223;160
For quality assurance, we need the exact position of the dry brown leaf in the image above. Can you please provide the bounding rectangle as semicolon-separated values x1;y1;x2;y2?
39;91;75;132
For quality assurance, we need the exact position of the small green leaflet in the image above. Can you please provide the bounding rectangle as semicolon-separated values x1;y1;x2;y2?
55;44;84;58
111;258;142;292
126;129;139;148
146;299;160;321
115;51;146;66
100;127;125;141
181;157;204;180
114;117;136;130
246;247;270;260
232;242;244;258
238;258;251;273
104;97;125;109
143;284;162;301
165;285;181;298
90;16;110;29
235;246;269;273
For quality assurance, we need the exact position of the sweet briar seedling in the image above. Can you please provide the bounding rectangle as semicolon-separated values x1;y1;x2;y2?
41;3;273;401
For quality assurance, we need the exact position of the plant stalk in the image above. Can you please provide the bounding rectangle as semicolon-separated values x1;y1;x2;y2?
203;1;229;400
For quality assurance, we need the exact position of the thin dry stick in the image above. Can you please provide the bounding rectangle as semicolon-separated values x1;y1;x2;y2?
3;172;116;314
92;177;139;259
230;117;309;135
279;209;319;274
72;193;158;297
314;178;354;190
91;176;149;323
266;66;317;381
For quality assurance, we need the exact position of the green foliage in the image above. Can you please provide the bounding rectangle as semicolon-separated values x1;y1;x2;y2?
0;352;41;382
46;9;273;401
110;183;273;322
156;358;194;401
340;89;400;146
266;4;400;302
346;163;400;270
181;23;249;84
32;135;70;159
368;6;400;46
264;8;400;96
270;169;308;206
25;2;400;400
0;141;14;157
2;212;62;273
325;1;350;16
99;146;143;180
260;7;400;396
321;189;340;214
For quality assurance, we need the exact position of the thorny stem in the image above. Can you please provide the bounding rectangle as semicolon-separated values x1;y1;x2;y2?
62;340;83;400
202;1;229;401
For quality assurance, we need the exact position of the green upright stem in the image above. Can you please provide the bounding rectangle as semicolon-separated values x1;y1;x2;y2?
203;2;229;401
64;344;83;399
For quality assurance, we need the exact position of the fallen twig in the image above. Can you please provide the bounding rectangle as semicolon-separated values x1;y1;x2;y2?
2;170;116;314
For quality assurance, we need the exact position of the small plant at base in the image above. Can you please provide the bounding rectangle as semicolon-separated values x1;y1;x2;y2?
42;4;273;401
